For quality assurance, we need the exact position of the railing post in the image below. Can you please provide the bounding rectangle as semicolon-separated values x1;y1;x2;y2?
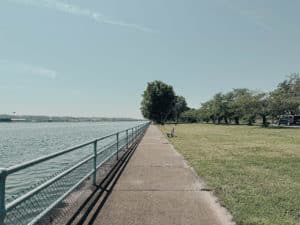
126;129;129;149
116;133;119;160
0;169;7;225
132;128;134;142
93;140;97;186
133;128;135;140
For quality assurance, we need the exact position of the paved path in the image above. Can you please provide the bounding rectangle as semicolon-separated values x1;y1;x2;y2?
93;125;234;225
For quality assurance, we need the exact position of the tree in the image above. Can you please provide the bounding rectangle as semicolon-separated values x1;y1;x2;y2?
240;91;258;125
229;89;251;125
173;96;189;122
223;91;235;124
141;81;176;124
180;109;199;123
269;74;300;118
210;93;232;124
199;100;214;123
255;93;270;127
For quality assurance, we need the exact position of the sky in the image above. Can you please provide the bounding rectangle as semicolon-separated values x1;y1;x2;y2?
1;0;300;119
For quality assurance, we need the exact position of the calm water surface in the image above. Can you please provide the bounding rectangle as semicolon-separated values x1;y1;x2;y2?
0;121;144;200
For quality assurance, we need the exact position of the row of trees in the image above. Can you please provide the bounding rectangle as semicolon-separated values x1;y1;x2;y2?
141;74;300;126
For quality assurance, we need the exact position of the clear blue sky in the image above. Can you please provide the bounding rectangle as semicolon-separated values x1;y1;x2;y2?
1;0;299;118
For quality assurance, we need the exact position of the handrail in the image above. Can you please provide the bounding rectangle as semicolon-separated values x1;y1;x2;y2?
6;140;95;175
0;121;150;225
6;123;147;175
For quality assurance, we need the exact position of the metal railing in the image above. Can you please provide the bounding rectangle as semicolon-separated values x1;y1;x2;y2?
0;122;150;225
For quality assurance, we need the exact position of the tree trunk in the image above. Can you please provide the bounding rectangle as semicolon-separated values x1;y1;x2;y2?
224;117;229;124
234;117;240;125
212;116;216;124
262;115;268;127
247;116;255;126
247;118;253;126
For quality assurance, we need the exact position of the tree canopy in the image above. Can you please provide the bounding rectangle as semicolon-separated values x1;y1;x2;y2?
187;74;300;126
141;81;177;124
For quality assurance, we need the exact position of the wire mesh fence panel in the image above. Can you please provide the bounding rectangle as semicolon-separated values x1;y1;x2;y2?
5;157;94;225
5;145;93;204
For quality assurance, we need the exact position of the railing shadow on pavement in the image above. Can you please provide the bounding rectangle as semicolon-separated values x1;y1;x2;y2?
65;133;144;225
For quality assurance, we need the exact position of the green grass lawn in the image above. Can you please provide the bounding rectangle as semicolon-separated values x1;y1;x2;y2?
161;124;300;225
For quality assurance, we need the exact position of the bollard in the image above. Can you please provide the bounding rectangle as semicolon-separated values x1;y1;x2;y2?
0;169;7;225
93;140;97;186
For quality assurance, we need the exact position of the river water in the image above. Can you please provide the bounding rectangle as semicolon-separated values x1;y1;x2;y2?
0;121;144;201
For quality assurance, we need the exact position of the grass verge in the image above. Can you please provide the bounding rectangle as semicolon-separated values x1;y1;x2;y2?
161;124;300;225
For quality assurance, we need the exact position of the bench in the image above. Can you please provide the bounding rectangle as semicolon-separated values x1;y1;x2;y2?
167;127;175;138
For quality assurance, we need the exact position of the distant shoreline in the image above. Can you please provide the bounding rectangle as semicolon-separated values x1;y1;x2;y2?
0;114;145;123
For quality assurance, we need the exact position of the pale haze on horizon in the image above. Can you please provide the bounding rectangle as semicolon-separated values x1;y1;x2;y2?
1;0;299;119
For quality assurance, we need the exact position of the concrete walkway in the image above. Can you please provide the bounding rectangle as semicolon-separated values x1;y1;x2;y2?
94;125;234;225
